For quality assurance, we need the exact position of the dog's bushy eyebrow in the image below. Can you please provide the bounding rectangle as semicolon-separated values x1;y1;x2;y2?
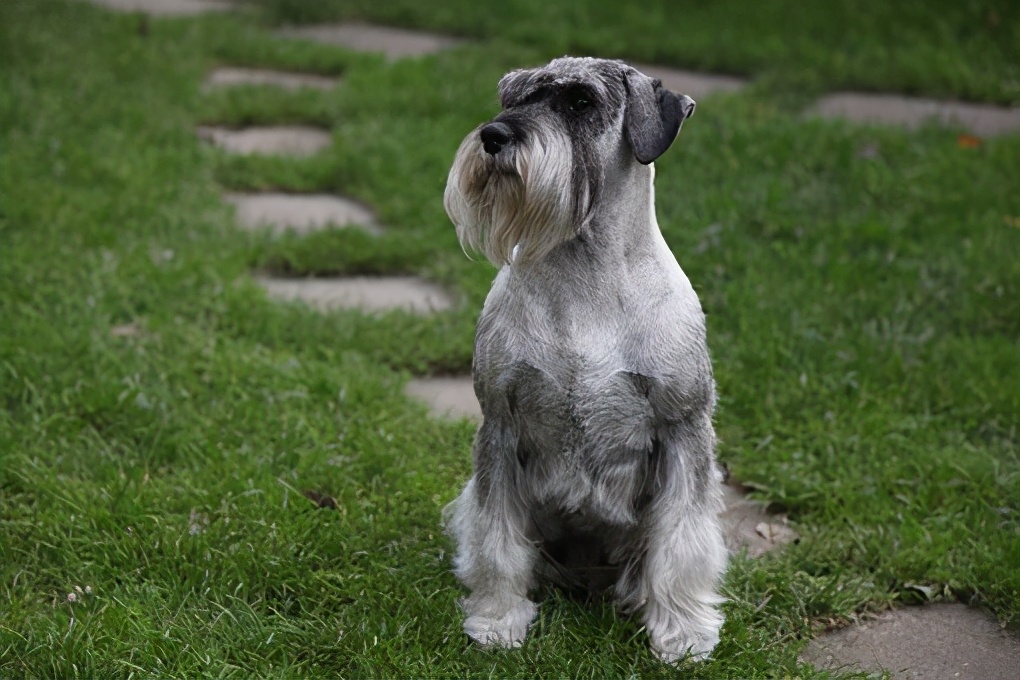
498;69;551;108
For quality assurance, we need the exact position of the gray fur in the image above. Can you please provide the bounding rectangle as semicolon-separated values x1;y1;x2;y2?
443;57;726;663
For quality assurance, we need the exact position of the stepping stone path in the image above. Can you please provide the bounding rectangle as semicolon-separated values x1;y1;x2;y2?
224;192;380;236
84;0;233;15
812;93;1020;137
275;23;462;61
196;125;331;157
190;17;1015;661
203;67;338;92
255;275;453;315
633;64;746;100
195;53;452;315
801;603;1020;678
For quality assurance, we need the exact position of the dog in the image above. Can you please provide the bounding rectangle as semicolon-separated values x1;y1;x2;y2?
442;56;727;663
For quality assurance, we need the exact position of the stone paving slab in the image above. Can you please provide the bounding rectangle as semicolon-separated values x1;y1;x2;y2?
203;67;339;92
720;483;798;556
812;93;1020;137
275;23;462;60
224;192;380;235
255;275;453;314
84;0;234;15
404;376;479;421
801;603;1020;679
196;125;331;157
633;63;746;100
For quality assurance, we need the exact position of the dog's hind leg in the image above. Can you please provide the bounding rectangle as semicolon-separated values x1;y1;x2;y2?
618;420;727;662
443;424;539;648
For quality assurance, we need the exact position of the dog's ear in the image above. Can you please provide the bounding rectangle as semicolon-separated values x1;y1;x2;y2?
623;70;695;165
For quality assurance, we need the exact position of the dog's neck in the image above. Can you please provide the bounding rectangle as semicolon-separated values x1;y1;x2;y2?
507;160;665;316
587;160;658;251
535;161;659;269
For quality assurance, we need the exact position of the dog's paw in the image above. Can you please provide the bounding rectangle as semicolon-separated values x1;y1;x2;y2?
650;629;720;664
463;600;537;648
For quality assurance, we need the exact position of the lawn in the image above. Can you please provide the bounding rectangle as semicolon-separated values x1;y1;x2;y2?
0;0;1018;677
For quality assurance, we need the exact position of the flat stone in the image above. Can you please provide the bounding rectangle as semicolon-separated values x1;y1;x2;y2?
405;376;479;421
812;93;1020;137
275;23;461;61
255;276;453;314
203;67;338;92
633;64;746;100
801;603;1020;679
720;484;797;557
84;0;233;16
196;125;331;157
224;192;379;235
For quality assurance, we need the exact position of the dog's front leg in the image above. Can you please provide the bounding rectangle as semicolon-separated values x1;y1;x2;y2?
623;420;728;662
444;420;538;648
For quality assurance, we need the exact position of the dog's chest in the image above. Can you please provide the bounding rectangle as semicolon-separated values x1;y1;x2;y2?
479;276;706;458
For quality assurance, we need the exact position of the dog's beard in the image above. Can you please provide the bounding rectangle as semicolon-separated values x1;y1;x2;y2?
444;126;581;266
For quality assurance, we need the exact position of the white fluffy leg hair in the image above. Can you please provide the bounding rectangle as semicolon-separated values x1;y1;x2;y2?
620;488;728;662
443;477;539;647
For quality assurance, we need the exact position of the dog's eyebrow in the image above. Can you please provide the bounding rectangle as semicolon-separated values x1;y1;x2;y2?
520;87;549;105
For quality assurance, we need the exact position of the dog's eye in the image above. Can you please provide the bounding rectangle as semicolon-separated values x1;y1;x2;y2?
565;88;592;113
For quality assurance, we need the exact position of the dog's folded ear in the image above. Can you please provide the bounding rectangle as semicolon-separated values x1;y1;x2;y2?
623;69;695;165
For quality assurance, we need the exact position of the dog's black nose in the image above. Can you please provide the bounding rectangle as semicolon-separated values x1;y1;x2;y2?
480;122;513;155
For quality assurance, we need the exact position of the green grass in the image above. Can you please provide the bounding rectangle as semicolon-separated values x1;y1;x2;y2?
1;0;1018;677
250;0;1020;105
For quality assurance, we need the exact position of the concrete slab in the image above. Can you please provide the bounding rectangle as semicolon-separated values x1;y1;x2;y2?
405;376;479;421
196;125;331;157
275;23;461;61
812;93;1020;137
84;0;233;15
255;275;453;314
721;484;798;557
633;63;746;100
203;67;339;92
224;192;379;235
801;603;1020;679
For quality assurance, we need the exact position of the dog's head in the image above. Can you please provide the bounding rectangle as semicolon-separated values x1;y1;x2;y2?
444;57;695;266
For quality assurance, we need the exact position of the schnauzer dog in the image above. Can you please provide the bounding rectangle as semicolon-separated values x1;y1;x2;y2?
443;56;726;662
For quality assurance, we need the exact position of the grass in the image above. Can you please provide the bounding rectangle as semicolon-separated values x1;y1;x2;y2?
249;0;1020;105
1;0;1018;677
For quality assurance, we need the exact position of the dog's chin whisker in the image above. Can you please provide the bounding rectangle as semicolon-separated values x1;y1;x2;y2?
443;56;723;661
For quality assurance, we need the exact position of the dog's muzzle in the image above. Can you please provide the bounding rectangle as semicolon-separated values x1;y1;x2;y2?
480;122;514;155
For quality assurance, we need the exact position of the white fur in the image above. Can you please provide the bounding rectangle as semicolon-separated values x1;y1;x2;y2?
445;126;578;266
